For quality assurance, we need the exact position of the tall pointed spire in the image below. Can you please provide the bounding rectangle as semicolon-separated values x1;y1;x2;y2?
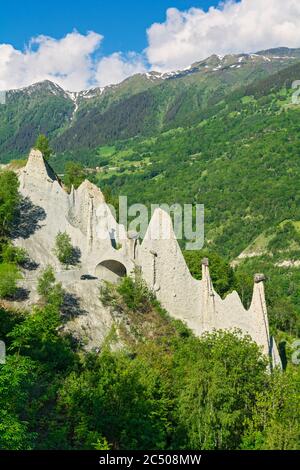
201;258;216;330
251;274;282;368
24;148;57;182
250;274;272;357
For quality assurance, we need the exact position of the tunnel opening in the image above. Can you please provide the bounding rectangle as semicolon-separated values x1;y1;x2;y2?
95;259;127;283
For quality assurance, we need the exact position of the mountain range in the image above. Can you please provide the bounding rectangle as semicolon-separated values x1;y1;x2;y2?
1;47;300;161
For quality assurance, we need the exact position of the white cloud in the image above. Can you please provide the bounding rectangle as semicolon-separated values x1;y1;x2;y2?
0;31;103;91
2;1;300;91
95;52;147;88
146;0;300;71
0;31;146;91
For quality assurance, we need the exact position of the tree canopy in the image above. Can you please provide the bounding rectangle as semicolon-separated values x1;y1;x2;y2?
34;134;52;160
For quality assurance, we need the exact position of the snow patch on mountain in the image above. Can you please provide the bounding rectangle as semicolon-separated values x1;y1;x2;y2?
5;47;300;106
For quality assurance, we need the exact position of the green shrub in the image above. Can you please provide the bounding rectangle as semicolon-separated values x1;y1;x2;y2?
53;232;74;266
37;265;64;307
0;263;22;298
1;244;27;265
117;276;155;313
37;265;56;300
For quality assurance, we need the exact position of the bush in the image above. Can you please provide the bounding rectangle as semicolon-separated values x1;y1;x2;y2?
117;276;154;313
1;244;27;265
37;265;56;300
0;263;22;298
37;265;64;307
53;232;74;266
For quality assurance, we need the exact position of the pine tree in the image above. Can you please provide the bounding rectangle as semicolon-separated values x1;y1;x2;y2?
34;134;52;160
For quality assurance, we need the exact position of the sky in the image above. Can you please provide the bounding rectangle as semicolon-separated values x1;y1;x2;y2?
0;1;214;54
1;0;300;91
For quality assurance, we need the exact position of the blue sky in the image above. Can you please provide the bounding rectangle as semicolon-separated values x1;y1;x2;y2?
0;0;216;55
1;0;299;91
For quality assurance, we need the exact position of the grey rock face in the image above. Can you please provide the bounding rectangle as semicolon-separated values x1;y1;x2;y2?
13;149;281;366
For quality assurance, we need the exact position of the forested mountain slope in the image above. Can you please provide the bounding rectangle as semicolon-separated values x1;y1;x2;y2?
1;47;300;161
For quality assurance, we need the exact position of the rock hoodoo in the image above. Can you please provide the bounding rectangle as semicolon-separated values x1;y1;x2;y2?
14;149;281;366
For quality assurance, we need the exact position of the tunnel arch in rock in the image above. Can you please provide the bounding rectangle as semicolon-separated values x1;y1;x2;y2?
95;259;127;283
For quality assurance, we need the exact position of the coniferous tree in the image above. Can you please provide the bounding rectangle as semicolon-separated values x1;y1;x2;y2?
34;134;52;160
